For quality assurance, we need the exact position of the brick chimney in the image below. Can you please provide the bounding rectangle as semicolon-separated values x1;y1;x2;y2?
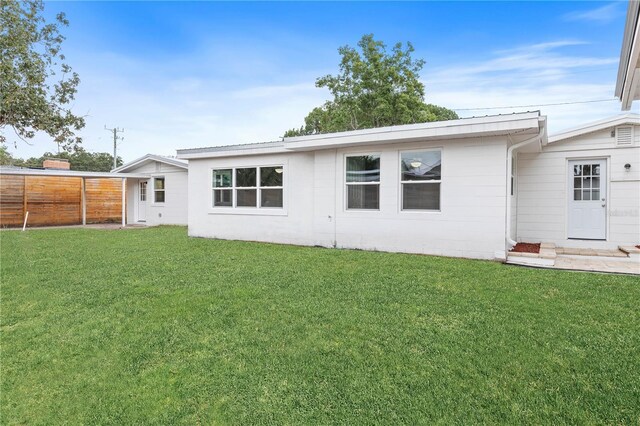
43;158;71;170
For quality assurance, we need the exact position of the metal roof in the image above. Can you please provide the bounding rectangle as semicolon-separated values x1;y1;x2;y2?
177;112;544;159
0;166;150;179
177;140;284;155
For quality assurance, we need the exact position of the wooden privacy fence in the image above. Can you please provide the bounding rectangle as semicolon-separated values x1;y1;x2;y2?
0;175;125;227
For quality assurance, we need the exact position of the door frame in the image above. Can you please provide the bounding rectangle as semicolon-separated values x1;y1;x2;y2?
136;179;148;223
565;156;609;241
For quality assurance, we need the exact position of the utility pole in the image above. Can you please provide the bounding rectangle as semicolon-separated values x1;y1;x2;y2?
104;125;124;170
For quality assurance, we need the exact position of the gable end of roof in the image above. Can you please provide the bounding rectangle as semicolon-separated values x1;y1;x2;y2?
548;114;640;144
112;154;188;173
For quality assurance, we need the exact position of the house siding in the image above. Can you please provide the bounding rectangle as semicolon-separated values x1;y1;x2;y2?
516;126;640;248
125;162;188;225
187;137;510;260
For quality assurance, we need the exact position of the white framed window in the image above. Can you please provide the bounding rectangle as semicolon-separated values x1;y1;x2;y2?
212;169;233;207
259;166;284;208
154;177;165;203
212;166;283;209
345;154;380;210
235;167;257;207
400;150;441;211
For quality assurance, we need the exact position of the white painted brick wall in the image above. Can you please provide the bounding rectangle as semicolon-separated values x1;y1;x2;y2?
187;137;510;260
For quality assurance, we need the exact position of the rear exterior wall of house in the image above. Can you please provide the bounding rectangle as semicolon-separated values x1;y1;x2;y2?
516;125;640;249
187;137;511;260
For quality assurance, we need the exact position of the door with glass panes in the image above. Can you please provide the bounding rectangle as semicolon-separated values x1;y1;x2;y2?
138;180;148;222
568;159;606;240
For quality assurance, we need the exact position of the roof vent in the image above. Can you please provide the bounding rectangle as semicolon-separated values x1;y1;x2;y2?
616;126;633;146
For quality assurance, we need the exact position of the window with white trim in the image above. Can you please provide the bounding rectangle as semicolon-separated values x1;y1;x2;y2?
212;166;283;208
154;177;165;203
212;169;232;206
400;150;441;210
259;166;284;208
346;155;380;210
236;168;257;207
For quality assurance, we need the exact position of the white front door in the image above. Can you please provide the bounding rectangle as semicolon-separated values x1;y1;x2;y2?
138;180;148;222
568;159;606;240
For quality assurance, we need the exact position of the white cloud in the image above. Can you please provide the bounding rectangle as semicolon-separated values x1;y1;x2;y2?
423;40;621;134
426;40;617;83
563;3;622;24
5;38;624;162
7;49;330;161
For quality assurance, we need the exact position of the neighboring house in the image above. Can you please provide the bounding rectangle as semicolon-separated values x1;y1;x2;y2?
112;154;188;225
177;112;640;261
616;0;640;110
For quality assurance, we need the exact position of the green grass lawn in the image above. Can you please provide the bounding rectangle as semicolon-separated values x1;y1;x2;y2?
1;226;639;424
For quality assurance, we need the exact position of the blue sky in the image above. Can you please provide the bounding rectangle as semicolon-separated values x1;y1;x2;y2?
13;1;633;161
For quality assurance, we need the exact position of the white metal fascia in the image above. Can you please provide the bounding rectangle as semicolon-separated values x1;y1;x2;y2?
177;145;290;160
284;113;542;151
615;0;640;107
175;113;543;159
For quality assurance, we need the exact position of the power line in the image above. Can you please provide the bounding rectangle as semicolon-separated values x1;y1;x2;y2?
454;98;618;111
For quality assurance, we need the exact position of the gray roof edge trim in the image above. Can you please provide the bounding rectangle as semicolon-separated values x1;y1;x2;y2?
177;113;542;158
0;168;151;178
176;141;285;156
112;154;188;173
282;111;541;144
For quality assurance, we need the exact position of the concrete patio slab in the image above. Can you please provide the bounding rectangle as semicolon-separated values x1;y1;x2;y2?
508;243;639;275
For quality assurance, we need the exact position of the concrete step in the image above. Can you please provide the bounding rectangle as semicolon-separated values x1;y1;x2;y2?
556;247;628;258
554;255;640;275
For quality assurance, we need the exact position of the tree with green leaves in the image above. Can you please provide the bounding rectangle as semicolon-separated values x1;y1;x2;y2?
0;144;14;165
284;34;458;137
0;0;84;151
3;147;122;172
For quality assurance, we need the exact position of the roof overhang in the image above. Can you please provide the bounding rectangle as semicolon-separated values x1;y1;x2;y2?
177;112;545;159
111;154;188;173
177;142;286;160
284;112;543;151
548;113;640;143
615;0;640;111
0;169;150;179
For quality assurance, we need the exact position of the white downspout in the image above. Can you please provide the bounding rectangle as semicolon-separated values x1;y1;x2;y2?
506;121;545;249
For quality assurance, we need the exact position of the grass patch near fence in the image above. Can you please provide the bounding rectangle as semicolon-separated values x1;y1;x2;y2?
1;226;639;424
